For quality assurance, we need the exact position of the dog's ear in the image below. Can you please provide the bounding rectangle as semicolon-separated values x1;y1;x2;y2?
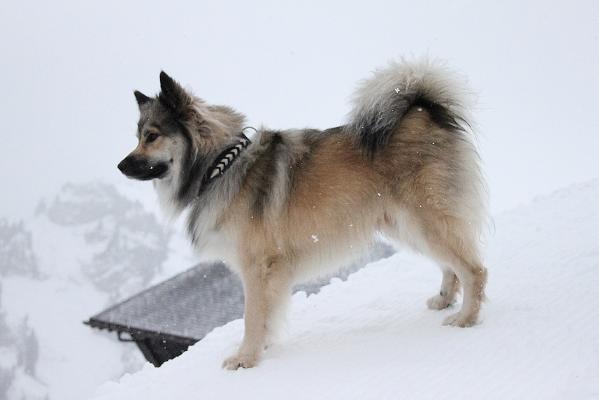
134;90;152;108
159;71;194;119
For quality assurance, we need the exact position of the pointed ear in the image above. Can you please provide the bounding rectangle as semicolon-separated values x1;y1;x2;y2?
159;71;193;117
134;90;152;108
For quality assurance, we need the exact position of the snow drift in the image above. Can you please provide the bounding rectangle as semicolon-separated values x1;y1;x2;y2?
90;178;599;400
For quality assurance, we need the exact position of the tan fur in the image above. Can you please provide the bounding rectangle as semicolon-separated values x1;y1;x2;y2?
120;63;488;371
219;109;487;369
189;102;246;153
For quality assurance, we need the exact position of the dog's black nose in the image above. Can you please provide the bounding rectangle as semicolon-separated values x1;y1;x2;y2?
117;157;130;173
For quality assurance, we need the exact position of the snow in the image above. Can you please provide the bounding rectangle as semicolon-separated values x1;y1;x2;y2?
90;179;599;400
0;182;196;400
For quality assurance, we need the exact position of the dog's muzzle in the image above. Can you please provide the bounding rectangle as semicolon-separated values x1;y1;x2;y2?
118;156;168;180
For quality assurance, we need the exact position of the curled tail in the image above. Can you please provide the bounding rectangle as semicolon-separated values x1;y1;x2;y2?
346;58;474;155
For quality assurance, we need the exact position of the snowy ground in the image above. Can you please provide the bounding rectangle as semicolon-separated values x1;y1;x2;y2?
0;183;197;400
90;179;599;400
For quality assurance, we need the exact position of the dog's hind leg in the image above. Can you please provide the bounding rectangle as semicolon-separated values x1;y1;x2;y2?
222;256;292;370
422;215;487;327
427;266;460;310
381;210;479;322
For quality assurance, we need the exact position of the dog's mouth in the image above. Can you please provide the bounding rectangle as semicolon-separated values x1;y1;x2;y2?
118;157;169;181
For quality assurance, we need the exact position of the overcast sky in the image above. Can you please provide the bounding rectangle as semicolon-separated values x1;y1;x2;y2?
1;0;598;219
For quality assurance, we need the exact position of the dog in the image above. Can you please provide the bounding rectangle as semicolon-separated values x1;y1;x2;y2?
118;59;488;370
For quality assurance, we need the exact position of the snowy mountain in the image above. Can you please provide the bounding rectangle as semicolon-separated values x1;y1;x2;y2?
89;178;599;400
0;182;194;400
36;182;170;301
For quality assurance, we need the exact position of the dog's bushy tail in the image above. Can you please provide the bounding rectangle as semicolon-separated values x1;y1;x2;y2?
346;58;474;156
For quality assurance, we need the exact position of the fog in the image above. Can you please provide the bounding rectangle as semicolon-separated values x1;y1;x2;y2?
1;0;598;218
0;1;598;399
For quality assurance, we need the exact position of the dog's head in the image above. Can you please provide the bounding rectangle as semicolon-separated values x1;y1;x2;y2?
118;72;245;186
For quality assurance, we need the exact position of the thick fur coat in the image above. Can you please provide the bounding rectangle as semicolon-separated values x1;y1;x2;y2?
118;58;487;369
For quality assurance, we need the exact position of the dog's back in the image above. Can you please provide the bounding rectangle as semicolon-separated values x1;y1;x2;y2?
230;58;485;282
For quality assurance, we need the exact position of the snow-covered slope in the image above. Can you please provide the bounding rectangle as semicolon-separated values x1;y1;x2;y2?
90;179;599;400
0;182;196;400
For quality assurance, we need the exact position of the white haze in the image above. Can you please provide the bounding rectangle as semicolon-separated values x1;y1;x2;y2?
0;1;598;399
1;0;598;218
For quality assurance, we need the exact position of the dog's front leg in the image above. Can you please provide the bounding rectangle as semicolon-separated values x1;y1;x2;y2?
222;258;291;370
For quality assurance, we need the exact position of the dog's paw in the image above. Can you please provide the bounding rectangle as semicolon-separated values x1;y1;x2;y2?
222;353;259;370
427;294;453;310
442;312;477;327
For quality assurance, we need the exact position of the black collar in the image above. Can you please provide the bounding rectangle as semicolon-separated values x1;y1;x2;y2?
199;133;251;194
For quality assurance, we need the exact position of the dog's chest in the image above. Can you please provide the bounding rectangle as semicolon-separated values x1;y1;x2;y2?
187;214;240;265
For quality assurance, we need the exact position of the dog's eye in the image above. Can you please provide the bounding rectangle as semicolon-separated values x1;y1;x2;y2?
146;133;159;143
